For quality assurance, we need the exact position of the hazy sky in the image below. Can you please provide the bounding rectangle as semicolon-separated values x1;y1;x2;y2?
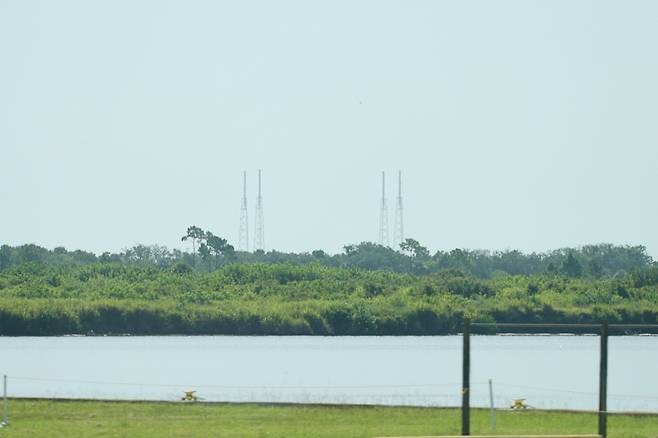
1;1;657;256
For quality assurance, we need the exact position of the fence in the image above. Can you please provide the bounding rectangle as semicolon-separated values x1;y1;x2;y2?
1;332;657;432
462;322;658;437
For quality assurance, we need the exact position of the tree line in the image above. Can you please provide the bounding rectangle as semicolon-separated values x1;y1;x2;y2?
0;226;653;279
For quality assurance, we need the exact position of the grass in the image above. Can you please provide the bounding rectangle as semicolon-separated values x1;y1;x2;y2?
0;399;657;437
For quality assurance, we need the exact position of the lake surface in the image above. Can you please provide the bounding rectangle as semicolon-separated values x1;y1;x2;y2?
1;336;656;412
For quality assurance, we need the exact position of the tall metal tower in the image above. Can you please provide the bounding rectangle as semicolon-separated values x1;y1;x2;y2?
394;170;404;248
254;169;265;251
238;170;249;252
378;171;389;246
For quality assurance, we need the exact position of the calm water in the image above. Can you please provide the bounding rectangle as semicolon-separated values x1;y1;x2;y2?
1;336;656;412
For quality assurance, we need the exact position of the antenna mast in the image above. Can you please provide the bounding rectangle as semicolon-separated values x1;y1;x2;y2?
378;171;389;246
254;169;265;251
238;171;249;251
394;170;404;248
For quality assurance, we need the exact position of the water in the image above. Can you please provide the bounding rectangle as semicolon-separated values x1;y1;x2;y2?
0;335;656;412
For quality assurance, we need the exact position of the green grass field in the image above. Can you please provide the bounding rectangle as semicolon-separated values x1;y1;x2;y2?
0;400;657;437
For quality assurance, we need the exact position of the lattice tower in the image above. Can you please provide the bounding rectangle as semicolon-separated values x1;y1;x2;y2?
238;170;249;251
394;170;404;248
254;169;265;251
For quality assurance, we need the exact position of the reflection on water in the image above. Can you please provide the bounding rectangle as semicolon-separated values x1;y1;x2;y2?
1;336;656;412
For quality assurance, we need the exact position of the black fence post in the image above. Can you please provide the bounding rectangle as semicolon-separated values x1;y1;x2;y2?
462;318;470;436
599;321;608;438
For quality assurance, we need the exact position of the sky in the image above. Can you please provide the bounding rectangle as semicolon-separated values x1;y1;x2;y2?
1;1;657;256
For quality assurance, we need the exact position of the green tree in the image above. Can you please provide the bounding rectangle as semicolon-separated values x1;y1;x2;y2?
0;245;11;271
561;252;583;277
586;259;603;278
203;231;235;269
400;238;430;259
181;225;205;268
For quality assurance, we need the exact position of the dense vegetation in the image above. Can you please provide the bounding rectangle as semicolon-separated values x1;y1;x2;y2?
0;226;658;335
1;233;657;335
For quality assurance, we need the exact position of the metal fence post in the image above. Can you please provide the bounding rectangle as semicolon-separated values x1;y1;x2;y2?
2;374;7;427
462;318;470;436
489;378;496;432
599;322;608;438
